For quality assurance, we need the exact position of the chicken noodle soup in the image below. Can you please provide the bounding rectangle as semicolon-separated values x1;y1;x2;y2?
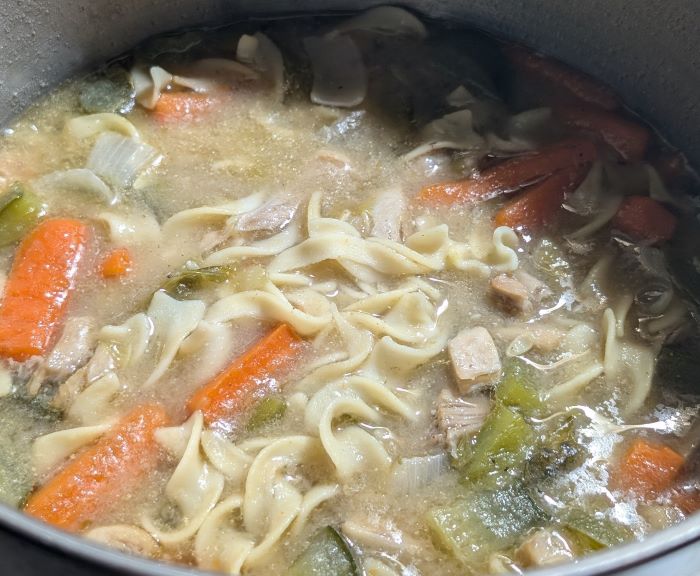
0;6;699;575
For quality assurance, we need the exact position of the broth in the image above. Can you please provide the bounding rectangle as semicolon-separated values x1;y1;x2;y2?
0;7;699;575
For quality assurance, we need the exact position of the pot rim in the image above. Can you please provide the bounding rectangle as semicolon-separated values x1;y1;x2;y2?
1;503;699;575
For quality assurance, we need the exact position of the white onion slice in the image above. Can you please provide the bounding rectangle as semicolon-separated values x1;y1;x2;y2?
87;132;160;188
237;33;285;98
390;453;448;493
35;168;117;205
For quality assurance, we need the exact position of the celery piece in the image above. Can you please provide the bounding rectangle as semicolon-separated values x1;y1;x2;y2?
527;415;585;481
161;265;235;299
288;527;358;576
246;395;287;431
427;485;543;563
79;67;135;115
458;404;534;485
0;183;48;247
564;510;632;550
496;360;542;414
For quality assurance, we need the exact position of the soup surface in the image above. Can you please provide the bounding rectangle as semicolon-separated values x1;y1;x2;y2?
0;7;699;575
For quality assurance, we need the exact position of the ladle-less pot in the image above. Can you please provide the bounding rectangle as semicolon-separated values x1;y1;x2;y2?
1;1;699;575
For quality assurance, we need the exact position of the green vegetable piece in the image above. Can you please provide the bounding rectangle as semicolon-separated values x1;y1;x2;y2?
246;395;287;431
496;360;542;414
288;527;358;576
427;484;543;563
0;183;48;247
79;67;135;115
161;266;235;300
564;510;632;549
458;404;534;485
527;415;585;481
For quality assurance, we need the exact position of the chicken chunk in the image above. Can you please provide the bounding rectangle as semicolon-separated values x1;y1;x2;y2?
516;528;574;568
491;273;532;315
448;326;501;391
435;389;490;454
513;269;553;304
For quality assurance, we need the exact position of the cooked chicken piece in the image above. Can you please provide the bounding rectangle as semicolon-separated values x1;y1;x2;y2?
235;195;300;233
448;326;502;391
516;528;574;568
371;186;406;242
513;269;553;303
435;389;490;454
491;273;532;315
342;517;422;556
46;316;96;379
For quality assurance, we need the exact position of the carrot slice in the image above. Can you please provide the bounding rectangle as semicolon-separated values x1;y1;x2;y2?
152;92;218;123
188;323;303;425
614;438;685;498
0;219;89;360
555;104;650;161
612;195;677;244
24;404;169;532
100;247;133;279
494;164;590;231
504;45;619;111
418;138;597;205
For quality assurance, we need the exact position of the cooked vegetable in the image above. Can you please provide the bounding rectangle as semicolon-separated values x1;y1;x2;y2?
0;183;48;247
0;219;89;360
246;395;287;431
86;132;159;188
526;415;584;481
418;138;596;204
79;67;135;115
151;91;219;122
564;510;632;549
24;404;169;531
614;438;685;498
188;323;303;425
161;265;235;300
391;454;448;493
494;164;590;230
288;527;358;576
495;360;542;415
504;45;619;110
612;195;677;244
456;404;534;485
555;104;650;161
427;484;542;563
100;247;133;279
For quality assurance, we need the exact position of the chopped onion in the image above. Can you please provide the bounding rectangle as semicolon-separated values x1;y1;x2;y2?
87;132;160;189
236;33;285;98
35;168;117;205
304;35;367;107
331;6;427;39
390;453;448;493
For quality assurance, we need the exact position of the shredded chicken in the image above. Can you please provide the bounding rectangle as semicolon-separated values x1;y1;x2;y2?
342;517;422;556
515;528;574;568
235;195;300;233
513;269;552;304
371;186;406;242
491;273;532;315
436;389;490;454
448;326;502;391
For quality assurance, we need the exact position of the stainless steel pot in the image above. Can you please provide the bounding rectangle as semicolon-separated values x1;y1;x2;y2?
1;1;699;575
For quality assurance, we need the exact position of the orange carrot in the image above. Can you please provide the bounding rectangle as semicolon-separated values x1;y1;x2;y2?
494;164;590;231
671;485;700;515
555;104;650;161
100;247;133;279
504;45;619;111
24;404;169;532
0;219;89;361
614;438;685;498
188;323;303;425
152;92;218;122
612;195;677;244
418;138;597;205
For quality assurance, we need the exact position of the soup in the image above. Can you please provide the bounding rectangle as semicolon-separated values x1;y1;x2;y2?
0;6;698;575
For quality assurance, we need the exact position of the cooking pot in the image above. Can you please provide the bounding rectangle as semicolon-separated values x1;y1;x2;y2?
1;1;699;575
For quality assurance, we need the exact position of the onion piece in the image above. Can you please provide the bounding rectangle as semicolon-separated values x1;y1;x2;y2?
304;35;367;108
87;132;160;189
236;33;285;99
390;453;448;493
35;168;117;205
403;109;485;160
331;6;427;39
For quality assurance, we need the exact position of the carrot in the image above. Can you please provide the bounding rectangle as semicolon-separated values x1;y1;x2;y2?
100;247;133;279
555;104;650;161
671;485;700;515
418;138;597;205
504;45;619;111
24;404;169;532
188;323;303;425
0;218;89;361
612;195;677;244
494;164;590;231
614;438;685;498
152;92;217;122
